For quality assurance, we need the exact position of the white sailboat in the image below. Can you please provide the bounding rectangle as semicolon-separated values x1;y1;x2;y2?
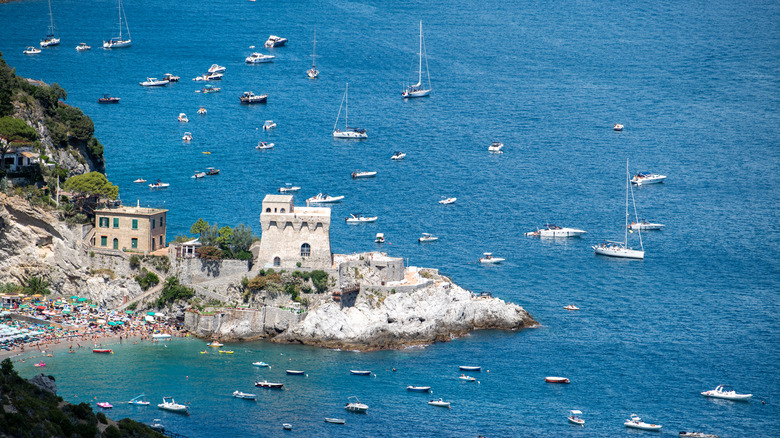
103;0;131;49
593;159;645;260
40;0;60;47
307;29;319;79
333;83;367;139
402;21;431;98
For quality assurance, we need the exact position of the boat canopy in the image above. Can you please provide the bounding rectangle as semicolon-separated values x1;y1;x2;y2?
570;410;582;415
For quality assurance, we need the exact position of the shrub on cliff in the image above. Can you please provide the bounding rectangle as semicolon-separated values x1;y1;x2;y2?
0;116;37;142
156;276;194;307
310;270;329;293
196;245;223;260
23;276;50;296
135;269;159;291
64;171;118;200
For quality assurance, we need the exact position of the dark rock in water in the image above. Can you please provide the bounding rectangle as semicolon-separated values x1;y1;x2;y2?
30;373;57;395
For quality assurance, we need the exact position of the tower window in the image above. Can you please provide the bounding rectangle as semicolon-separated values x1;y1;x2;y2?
300;243;311;257
273;256;281;267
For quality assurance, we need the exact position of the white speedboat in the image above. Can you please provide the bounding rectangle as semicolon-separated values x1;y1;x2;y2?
245;52;275;63
75;43;91;51
439;197;456;205
133;178;146;183
701;385;752;401
594;159;646;260
158;397;188;413
333;83;367;139
402;21;432;98
240;91;267;104
351;170;377;178
345;396;368;413
350;370;372;376
406;386;431;393
418;233;438;243
324;418;345;424
252;361;270;367
255;380;284;389
263;120;277;130
545;376;570;384
197;107;207;115
459;366;481;372
192;171;206;179
391;151;406;160
488;142;504;153
265;35;288;47
200;84;220;93
479;253;505;264
375;233;385;243
182;132;192;142
208;64;226;73
614;123;624;131
127;394;150;406
525;224;586;238
458;374;476;382
163;73;180;82
278;184;301;193
207;341;223;347
428;398;450;408
307;193;344;204
178;113;188;123
282;423;292;430
346;214;377;224
629;220;665;230
563;304;579;311
624;414;662;431
631;172;667;185
256;141;275;150
139;78;169;87
149;419;165;432
23;47;42;54
232;390;257;400
568;410;585;426
206;72;222;80
149;180;170;189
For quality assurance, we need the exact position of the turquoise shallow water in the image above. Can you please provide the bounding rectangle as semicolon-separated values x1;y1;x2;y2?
2;0;780;436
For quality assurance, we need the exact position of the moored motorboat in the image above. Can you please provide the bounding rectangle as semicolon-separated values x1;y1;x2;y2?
98;94;120;104
614;123;624;131
458;374;476;382
624;414;662;431
459;366;481;372
345;396;368;413
282;423;292;430
324;418;345;424
149;419;165;432
178;113;188;123
207;341;223;347
286;370;305;375
255;380;284;389
240;91;268;104
351;170;377;179
439;197;456;205
128;394;150;406
479;253;505;264
350;370;371;376
97;402;113;409
163;73;180;82
256;141;275;150
206;167;220;176
265;35;288;47
197;107;207;115
279;184;300;193
208;64;226;73
191;171;206;179
149;181;170;189
76;43;91;51
391;151;406;160
701;385;752;401
631;172;667;185
488;141;504;153
232;390;257;400
253;361;270;367
346;214;377;224
418;233;438;243
375;233;385;243
406;385;431;393
307;193;344;204
428;398;451;408
245;52;275;63
92;349;113;353
545;376;570;383
568;409;585;426
263;120;277;130
679;432;719;438
563;304;579;311
525;224;587;238
133;178;146;183
629;220;665;230
199;84;220;93
139;78;169;87
24;47;42;54
158;396;188;413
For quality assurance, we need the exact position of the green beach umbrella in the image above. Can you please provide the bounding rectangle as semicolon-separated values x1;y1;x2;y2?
147;312;156;316
70;296;79;300
125;310;134;314
77;297;88;302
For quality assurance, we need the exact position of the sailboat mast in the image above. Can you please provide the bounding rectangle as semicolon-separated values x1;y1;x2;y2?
118;0;122;40
625;159;630;247
417;21;423;86
629;162;644;251
345;83;349;128
312;28;316;67
48;0;55;35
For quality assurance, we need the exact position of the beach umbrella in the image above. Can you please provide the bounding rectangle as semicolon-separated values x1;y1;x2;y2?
70;295;79;300
107;321;117;326
78;297;88;302
147;312;156;316
125;310;134;314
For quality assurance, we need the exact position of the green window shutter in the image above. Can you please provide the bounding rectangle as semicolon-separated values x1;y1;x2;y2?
131;238;138;249
132;219;138;230
113;218;119;228
100;236;107;246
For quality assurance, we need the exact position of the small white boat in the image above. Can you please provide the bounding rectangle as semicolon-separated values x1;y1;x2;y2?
208;64;226;73
256;141;275;150
350;370;372;376
252;361;270;367
631;172;667;185
351;170;377;179
158;397;188;413
263;120;277;130
439;197;457;205
265;35;288;47
701;385;752;401
232;390;257;400
563;305;579;311
75;43;91;51
629;220;665;230
614;123;624;131
458;374;476;382
149;419;165;432
391;151;406;160
245;52;275;64
324;418;345;424
206;72;223;80
479;252;505;264
149;180;170;189
255;380;284;389
345;396;368;413
278;184;301;193
407;386;432;393
375;233;385;244
307;193;344;204
240;91;268;104
128;394;150;406
133;178;146;183
418;233;438;243
207;341;223;347
178;113;189;123
488;141;504;153
282;423;292;430
459;366;481;372
197;107;207;115
333;83;367;139
525;224;586;238
286;370;305;375
192;171;206;179
346;214;377;224
163;73;180;82
139;78;169;87
568;409;585;426
198;85;220;94
679;432;719;438
24;47;42;54
545;376;570;384
428;398;450;408
624;414;662;431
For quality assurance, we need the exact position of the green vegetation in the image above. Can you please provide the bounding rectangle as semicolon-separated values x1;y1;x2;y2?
23;276;50;296
190;219;258;260
129;255;141;269
134;269;159;291
63;172;118;199
0;358;163;437
0;116;37;142
156;276;194;307
0;282;23;294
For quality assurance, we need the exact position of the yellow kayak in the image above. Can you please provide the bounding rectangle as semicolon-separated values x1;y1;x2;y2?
219;350;234;354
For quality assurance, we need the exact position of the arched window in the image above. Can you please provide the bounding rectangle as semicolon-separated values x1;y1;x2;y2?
265;208;271;213
273;256;281;267
280;208;286;213
300;243;311;257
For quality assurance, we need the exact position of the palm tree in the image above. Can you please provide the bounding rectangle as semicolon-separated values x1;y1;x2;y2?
24;276;50;296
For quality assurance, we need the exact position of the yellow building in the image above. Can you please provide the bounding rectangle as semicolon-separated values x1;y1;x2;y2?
93;205;168;253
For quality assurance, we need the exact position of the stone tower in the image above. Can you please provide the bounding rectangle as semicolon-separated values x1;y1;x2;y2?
257;194;332;270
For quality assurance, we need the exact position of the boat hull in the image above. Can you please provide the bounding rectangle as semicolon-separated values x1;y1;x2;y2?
406;386;431;392
629;223;664;230
103;40;131;49
403;89;431;98
593;245;644;259
333;131;368;139
459;366;481;372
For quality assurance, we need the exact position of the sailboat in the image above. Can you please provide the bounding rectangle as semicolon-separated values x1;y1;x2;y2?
332;83;367;139
592;159;645;260
103;0;132;49
40;0;60;47
402;21;431;98
307;29;319;79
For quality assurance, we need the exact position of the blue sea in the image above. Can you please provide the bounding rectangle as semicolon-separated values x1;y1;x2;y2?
2;0;780;436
